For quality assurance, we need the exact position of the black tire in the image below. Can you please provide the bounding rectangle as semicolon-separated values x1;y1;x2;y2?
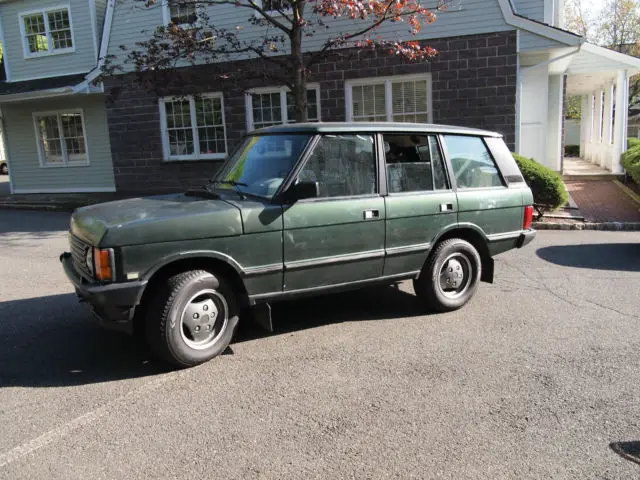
145;270;239;368
0;163;7;175
413;238;482;312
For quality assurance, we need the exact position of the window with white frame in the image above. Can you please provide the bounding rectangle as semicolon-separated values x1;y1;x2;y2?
20;7;74;58
34;111;88;167
346;74;432;123
160;93;227;161
166;0;198;24
246;85;320;131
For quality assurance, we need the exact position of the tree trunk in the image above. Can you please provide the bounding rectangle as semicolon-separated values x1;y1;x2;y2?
291;1;308;122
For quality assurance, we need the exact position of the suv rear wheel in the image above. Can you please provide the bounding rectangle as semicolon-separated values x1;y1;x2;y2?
413;238;482;312
145;270;239;367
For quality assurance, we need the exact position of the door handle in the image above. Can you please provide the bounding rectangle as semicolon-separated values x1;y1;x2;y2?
440;203;454;212
363;209;380;220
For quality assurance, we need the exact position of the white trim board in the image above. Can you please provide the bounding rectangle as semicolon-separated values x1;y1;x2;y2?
0;14;11;81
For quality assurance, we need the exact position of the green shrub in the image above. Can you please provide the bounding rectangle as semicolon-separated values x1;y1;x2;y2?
621;146;640;184
564;144;579;157
511;153;569;211
628;137;640;149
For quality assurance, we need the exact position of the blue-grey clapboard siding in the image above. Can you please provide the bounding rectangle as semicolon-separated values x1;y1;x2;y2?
108;0;512;69
2;95;116;193
0;0;98;81
519;31;564;52
511;0;545;22
95;0;108;48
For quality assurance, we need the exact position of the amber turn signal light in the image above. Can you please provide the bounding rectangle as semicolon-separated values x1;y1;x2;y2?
93;248;114;281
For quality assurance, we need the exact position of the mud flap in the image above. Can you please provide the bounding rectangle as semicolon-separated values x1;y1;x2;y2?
252;303;273;333
481;257;494;283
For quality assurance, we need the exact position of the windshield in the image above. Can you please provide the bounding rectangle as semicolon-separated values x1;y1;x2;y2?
213;134;312;199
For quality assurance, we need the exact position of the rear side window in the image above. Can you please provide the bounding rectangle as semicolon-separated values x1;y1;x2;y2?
383;134;449;193
443;135;504;189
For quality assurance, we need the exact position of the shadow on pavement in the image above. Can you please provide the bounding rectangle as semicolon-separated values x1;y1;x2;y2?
610;441;640;466
0;209;70;235
0;285;425;387
536;243;640;272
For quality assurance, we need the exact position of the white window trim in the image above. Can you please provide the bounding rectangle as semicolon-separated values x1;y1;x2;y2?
245;84;321;131
159;92;228;162
19;5;75;59
254;0;293;18
162;0;202;27
32;109;90;168
345;73;433;123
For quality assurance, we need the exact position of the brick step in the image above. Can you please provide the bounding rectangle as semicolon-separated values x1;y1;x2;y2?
562;174;625;181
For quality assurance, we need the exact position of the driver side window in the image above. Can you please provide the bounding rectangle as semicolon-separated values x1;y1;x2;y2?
297;134;377;197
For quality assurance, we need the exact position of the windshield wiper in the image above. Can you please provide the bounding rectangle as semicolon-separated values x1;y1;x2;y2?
210;180;249;199
184;186;220;199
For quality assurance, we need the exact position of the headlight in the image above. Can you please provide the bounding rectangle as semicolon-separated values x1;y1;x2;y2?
85;247;94;276
93;247;115;281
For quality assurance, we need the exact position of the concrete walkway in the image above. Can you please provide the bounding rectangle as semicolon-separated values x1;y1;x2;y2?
563;157;613;176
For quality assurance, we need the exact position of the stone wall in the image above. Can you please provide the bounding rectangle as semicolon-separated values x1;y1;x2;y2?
104;30;517;193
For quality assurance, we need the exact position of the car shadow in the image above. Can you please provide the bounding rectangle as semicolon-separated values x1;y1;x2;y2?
0;285;425;387
536;243;640;272
610;441;640;466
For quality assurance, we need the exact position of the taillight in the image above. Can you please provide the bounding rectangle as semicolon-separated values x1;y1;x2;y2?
523;205;534;230
94;247;114;281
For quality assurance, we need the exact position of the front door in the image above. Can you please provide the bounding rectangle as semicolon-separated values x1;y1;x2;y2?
382;133;458;276
282;133;385;292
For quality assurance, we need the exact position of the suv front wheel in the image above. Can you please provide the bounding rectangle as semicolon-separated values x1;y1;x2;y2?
414;238;482;312
146;270;239;367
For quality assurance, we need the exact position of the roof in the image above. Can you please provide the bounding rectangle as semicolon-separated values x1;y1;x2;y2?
0;73;88;96
252;122;503;137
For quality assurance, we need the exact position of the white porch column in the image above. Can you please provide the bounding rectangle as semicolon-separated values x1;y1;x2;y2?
580;95;588;158
594;88;605;166
602;83;614;150
613;70;630;174
547;75;564;171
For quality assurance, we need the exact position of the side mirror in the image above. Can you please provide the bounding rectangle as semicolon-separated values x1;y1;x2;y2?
285;180;319;202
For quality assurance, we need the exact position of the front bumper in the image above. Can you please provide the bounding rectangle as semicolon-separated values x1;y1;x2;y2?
60;252;147;331
516;229;537;248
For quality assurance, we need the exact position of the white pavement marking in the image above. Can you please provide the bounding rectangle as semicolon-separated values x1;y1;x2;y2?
0;371;182;469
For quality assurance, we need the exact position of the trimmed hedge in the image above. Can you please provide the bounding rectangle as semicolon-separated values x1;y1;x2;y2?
511;153;569;211
622;146;640;184
564;145;580;157
628;137;640;149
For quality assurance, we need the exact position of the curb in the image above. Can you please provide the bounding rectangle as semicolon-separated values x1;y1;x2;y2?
533;221;640;231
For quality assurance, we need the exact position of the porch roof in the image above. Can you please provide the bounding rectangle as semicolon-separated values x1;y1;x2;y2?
0;73;89;103
565;43;640;96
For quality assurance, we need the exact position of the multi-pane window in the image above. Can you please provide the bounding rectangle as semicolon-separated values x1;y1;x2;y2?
297;134;377;198
384;134;448;193
21;8;73;57
443;135;504;189
169;1;198;24
34;111;88;167
347;75;432;123
262;0;291;12
246;86;320;131
160;93;227;160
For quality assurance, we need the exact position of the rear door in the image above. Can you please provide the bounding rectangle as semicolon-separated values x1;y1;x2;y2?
382;133;458;277
441;134;523;236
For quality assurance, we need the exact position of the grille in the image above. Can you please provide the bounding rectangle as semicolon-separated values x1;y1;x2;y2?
69;233;94;280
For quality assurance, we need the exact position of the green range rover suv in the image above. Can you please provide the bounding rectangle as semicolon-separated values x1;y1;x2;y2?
60;123;535;367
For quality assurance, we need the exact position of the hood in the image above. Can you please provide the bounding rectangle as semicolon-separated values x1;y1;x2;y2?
71;193;243;246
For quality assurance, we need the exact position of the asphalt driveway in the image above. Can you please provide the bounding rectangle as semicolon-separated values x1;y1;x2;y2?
0;175;9;196
0;209;639;479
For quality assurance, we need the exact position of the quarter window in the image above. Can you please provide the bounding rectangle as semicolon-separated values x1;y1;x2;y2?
443;135;504;189
347;75;432;123
160;93;227;161
246;86;320;130
34;111;88;167
384;134;448;193
20;8;74;57
297;134;377;198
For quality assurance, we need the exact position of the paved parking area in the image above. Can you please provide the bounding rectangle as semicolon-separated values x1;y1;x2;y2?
0;209;639;479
